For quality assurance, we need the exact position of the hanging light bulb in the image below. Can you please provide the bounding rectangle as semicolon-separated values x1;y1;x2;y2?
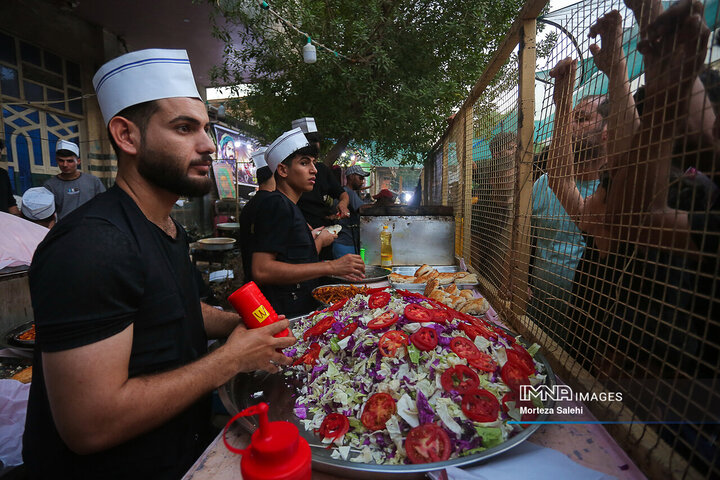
303;37;316;64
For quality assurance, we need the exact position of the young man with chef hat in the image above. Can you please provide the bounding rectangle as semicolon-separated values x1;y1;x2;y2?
246;128;365;316
292;117;351;259
23;49;296;479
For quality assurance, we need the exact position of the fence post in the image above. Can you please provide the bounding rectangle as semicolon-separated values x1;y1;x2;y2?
510;17;536;318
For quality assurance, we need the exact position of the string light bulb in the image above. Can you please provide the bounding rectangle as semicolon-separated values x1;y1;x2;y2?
303;37;317;64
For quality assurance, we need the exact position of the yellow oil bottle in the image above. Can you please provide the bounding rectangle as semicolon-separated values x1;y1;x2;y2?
380;226;393;267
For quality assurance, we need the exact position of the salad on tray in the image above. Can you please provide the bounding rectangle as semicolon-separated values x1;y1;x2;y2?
284;288;546;465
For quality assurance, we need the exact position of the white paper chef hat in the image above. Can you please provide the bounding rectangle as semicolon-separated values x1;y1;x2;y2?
21;187;55;221
55;140;79;157
251;146;268;169
93;49;201;125
291;117;318;134
265;128;309;173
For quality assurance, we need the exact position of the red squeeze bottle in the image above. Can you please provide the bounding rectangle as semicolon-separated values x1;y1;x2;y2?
228;281;289;337
223;403;312;480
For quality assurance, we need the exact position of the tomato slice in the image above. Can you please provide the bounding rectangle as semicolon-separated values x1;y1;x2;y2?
449;337;482;360
303;316;336;341
431;309;450;324
317;413;350;441
337;321;358;340
368;291;391;309
509;343;535;375
327;298;348;312
292;342;321;366
468;352;496;373
410;327;438;351
500;360;531;392
361;393;396;431
378;330;409;357
440;365;480;394
367;287;389;294
461;389;500;422
367;311;399;330
405;424;452;464
404;304;433;322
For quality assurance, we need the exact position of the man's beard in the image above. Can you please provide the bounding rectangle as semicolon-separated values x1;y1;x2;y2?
137;144;213;197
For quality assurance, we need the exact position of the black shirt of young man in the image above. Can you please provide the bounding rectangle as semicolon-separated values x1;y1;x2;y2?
239;189;274;282
24;185;212;480
297;162;345;229
0;167;17;212
249;191;320;317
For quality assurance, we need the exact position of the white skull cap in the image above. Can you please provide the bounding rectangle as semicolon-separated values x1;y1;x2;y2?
55;140;79;157
251;146;268;169
21;187;55;221
93;48;201;125
291;117;318;134
265;128;310;173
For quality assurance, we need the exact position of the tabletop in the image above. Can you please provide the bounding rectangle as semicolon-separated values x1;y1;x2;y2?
183;279;646;480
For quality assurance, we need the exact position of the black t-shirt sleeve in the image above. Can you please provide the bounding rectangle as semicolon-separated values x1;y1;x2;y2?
29;220;145;352
253;194;292;256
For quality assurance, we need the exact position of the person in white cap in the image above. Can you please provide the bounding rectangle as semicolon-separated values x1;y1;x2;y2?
24;49;295;480
246;128;365;316
291;117;350;260
332;164;371;258
238;146;275;282
20;186;56;228
43;139;105;221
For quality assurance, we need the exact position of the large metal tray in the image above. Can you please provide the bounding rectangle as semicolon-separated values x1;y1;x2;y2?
329;265;391;284
218;315;556;479
389;265;477;292
3;321;35;350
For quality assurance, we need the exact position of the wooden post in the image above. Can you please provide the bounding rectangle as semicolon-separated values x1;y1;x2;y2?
510;18;536;317
463;106;473;263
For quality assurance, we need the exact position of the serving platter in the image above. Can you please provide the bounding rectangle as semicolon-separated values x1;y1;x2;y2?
196;237;236;251
329;265;391;284
0;356;32;380
3;321;35;350
389;265;479;292
218;314;556;479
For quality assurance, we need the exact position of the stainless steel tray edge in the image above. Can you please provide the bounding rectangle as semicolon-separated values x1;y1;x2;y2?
218;316;556;479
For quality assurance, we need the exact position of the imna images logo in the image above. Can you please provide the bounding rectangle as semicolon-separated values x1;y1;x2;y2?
519;385;623;403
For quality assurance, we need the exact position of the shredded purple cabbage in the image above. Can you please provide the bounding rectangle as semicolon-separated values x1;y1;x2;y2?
285;347;298;357
416;390;435;424
294;404;308;420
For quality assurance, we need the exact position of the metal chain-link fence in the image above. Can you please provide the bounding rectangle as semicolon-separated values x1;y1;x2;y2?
428;0;719;478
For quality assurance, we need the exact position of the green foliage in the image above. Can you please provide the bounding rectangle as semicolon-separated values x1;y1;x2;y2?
209;0;524;164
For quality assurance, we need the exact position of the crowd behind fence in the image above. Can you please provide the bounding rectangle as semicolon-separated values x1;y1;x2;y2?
427;0;719;478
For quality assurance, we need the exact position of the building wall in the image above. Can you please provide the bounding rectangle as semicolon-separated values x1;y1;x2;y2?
0;0;123;191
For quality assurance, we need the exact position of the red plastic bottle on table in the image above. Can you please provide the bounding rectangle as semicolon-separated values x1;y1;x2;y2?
227;281;289;337
223;402;312;480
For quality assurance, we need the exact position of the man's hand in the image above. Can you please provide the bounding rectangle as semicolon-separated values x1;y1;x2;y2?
329;254;365;281
336;204;350;218
225;318;296;374
638;0;709;110
589;10;624;76
549;57;576;109
312;227;337;248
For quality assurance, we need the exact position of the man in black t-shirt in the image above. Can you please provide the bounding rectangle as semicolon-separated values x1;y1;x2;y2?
23;49;296;480
246;128;365;316
292;118;350;236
